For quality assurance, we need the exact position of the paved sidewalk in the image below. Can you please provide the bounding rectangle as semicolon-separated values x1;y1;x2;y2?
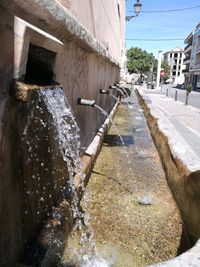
147;85;200;109
142;88;200;159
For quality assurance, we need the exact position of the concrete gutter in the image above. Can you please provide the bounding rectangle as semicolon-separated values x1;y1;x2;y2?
136;88;200;267
0;0;119;67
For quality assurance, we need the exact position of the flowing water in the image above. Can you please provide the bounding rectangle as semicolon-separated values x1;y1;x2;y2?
114;88;133;109
94;104;129;160
63;90;190;267
40;87;97;265
109;94;118;102
116;86;129;98
22;86;189;266
114;88;126;98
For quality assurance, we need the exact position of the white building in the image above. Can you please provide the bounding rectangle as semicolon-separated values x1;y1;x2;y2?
163;47;185;84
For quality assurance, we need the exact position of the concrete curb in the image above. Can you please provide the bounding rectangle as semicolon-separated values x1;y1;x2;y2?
136;88;200;267
149;239;200;267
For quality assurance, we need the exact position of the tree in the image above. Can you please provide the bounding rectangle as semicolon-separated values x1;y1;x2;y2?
127;47;155;77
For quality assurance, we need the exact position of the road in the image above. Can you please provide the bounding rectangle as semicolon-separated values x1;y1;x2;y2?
147;84;200;110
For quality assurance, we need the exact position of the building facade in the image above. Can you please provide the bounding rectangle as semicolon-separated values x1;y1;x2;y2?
188;23;200;91
183;32;193;88
163;47;185;84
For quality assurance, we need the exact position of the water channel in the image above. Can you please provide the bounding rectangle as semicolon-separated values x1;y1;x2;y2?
62;91;190;266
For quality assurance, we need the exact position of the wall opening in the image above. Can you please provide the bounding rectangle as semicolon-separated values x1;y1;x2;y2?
24;44;57;85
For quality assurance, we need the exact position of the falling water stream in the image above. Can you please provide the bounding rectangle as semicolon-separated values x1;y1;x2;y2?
109;94;118;102
40;87;111;266
21;85;187;267
94;104;130;161
114;88;133;109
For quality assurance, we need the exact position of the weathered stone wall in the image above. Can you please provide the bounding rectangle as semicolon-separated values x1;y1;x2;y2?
0;1;123;265
57;0;126;62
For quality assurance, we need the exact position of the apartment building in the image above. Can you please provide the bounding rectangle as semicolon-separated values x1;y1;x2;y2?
163;47;185;84
189;23;200;91
183;31;193;87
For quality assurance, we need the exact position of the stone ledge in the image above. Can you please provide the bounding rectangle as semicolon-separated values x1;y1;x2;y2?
1;0;119;67
10;80;59;102
149;239;200;267
136;88;200;267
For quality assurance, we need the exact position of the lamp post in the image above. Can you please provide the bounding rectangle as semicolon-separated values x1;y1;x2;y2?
156;50;163;90
126;0;142;21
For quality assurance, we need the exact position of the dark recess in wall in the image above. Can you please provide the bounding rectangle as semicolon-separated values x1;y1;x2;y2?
24;44;57;85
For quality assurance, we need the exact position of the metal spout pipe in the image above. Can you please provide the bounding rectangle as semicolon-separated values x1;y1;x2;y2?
109;85;117;89
77;98;95;107
100;89;109;95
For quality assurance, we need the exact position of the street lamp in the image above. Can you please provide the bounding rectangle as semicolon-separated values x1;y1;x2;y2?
126;0;142;21
134;0;142;16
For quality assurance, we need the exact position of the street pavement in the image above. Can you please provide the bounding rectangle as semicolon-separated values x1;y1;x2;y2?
148;84;200;109
141;85;200;159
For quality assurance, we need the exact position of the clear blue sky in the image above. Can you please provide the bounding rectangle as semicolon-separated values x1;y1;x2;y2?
126;0;200;58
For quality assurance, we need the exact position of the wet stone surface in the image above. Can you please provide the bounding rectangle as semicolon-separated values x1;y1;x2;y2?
63;91;190;267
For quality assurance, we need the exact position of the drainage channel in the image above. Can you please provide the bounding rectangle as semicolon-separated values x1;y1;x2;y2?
62;91;191;267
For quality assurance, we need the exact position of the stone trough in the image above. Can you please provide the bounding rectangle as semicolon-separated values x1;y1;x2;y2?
136;88;200;267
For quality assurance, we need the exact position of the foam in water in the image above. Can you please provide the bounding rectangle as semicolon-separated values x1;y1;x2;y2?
40;87;95;261
80;256;111;267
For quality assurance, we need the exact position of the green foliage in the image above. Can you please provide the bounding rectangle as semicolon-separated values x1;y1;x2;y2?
186;83;193;93
127;47;155;75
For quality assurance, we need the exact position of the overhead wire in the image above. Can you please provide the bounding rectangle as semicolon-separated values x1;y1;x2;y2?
127;5;200;13
126;38;185;41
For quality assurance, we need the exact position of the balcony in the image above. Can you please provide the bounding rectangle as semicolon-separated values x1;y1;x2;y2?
183;57;190;65
195;43;200;54
184;44;192;54
182;68;190;73
193;63;200;70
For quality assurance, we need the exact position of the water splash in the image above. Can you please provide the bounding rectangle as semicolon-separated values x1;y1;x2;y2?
80;257;111;267
40;87;95;261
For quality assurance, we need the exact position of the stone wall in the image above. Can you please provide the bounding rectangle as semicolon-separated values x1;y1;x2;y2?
0;0;123;265
57;0;126;62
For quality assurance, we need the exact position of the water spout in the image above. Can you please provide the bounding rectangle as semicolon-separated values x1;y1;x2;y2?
77;98;96;107
109;94;118;101
100;89;109;95
109;85;124;97
115;83;129;98
115;83;132;94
